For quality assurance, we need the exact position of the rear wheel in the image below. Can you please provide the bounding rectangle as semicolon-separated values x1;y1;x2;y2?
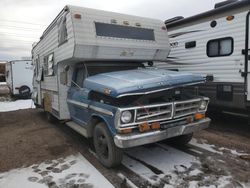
166;133;193;146
93;122;123;168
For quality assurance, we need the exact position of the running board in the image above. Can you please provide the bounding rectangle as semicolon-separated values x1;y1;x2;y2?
66;121;88;137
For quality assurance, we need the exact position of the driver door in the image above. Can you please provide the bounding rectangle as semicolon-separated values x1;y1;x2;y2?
67;65;90;125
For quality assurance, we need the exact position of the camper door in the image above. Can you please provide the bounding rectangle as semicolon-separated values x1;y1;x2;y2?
246;12;250;101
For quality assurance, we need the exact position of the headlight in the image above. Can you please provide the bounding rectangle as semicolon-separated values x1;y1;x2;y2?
199;100;207;111
120;111;132;124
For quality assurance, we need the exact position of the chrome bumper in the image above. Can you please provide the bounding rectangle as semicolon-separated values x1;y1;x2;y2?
114;118;211;148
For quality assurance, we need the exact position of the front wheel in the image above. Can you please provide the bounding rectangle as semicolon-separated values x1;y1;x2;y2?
93;122;123;168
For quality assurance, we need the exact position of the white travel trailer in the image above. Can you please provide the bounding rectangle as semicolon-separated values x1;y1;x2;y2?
5;60;33;98
32;5;170;120
161;0;250;114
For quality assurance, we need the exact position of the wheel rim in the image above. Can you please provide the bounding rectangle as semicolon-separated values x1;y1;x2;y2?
96;130;109;159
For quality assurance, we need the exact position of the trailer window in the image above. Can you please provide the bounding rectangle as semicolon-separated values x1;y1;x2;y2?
58;13;68;45
44;53;54;76
95;22;155;41
207;37;233;57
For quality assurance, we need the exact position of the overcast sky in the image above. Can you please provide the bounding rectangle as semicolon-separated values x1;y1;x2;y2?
0;0;222;61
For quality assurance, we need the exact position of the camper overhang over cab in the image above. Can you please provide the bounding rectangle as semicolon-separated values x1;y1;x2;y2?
32;5;210;167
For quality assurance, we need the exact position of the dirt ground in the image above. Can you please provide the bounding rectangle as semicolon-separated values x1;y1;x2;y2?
0;108;250;187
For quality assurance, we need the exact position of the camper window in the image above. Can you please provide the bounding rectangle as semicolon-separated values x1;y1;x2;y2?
95;22;155;41
58;13;68;45
44;53;54;76
207;37;233;57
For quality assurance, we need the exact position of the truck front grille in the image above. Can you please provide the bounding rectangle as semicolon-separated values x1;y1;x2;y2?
174;99;201;118
135;103;173;123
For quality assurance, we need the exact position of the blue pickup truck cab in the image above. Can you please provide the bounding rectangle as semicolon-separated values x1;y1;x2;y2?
66;62;210;167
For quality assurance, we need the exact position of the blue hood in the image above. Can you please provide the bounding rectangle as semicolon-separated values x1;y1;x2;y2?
84;68;204;98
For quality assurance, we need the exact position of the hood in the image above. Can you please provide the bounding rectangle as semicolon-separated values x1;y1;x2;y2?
84;68;204;98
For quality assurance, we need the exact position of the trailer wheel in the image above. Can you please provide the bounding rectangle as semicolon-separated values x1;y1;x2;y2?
93;122;123;168
19;85;31;99
166;133;193;146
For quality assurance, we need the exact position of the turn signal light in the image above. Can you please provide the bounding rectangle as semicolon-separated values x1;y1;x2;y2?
151;122;160;129
139;122;150;132
119;128;132;134
194;113;205;120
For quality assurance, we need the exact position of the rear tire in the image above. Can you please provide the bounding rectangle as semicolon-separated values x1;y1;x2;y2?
93;122;123;168
166;133;193;146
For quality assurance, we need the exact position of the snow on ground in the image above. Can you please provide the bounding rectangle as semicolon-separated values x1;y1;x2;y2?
123;144;199;187
0;99;35;112
123;142;234;188
0;154;114;188
189;138;223;155
218;147;249;156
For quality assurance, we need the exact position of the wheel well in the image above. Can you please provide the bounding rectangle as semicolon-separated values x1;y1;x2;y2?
88;116;104;137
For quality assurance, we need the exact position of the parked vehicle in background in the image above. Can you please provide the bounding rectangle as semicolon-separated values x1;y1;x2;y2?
161;0;250;115
32;5;210;167
0;63;6;82
5;60;33;98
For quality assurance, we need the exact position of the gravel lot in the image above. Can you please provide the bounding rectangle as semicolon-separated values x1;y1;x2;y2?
0;108;250;188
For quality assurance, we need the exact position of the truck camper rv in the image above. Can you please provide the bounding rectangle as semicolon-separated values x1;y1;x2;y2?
32;5;210;167
163;0;250;115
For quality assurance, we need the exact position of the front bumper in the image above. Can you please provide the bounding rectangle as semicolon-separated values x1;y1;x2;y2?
114;118;211;148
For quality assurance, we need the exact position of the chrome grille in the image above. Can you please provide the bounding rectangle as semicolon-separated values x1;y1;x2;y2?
174;99;201;118
136;103;172;123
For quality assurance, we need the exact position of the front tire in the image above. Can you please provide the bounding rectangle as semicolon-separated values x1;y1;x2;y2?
93;122;123;168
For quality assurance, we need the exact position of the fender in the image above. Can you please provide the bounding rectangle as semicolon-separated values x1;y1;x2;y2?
87;113;117;137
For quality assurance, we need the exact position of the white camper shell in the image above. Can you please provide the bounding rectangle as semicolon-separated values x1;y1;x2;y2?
162;0;250;112
5;60;33;98
32;5;170;120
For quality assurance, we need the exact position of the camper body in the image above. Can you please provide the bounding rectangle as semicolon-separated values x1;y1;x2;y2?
163;0;250;113
32;5;210;167
5;60;33;98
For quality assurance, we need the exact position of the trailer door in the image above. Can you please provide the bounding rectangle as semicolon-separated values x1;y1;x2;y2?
246;12;250;101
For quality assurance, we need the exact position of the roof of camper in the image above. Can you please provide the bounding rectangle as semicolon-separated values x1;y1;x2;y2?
38;5;164;45
165;0;250;28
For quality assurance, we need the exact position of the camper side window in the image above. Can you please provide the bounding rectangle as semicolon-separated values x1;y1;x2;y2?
207;37;233;57
44;53;54;76
58;13;68;45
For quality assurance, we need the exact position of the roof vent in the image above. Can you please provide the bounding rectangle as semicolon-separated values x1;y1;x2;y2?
165;16;184;25
214;0;239;9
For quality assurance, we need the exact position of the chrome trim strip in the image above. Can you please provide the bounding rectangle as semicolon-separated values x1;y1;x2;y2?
116;81;205;98
89;105;114;116
67;99;114;116
67;99;88;108
119;101;174;111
